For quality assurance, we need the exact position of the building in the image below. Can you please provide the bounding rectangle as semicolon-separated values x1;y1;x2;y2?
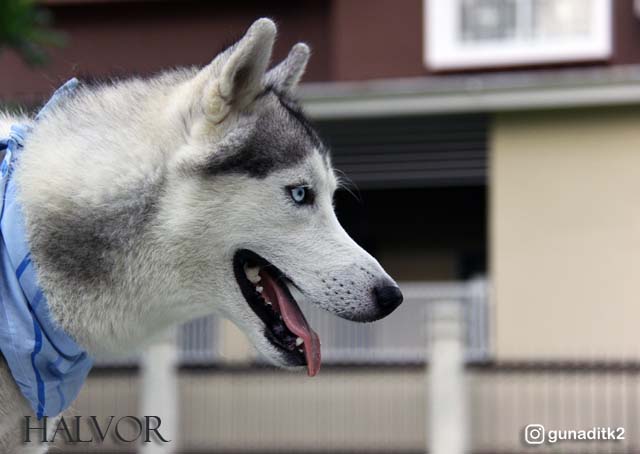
2;0;640;452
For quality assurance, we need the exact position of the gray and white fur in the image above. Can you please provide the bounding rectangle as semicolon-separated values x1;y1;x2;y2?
0;19;402;453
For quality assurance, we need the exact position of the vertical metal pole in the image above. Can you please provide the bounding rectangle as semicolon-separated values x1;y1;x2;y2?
139;328;178;454
428;299;469;454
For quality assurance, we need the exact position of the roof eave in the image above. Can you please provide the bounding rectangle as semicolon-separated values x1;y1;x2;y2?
300;65;640;119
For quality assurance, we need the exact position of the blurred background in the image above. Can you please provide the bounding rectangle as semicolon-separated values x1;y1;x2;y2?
3;0;640;453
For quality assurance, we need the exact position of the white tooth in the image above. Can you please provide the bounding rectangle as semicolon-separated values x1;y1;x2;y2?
256;286;263;293
244;264;260;283
298;348;304;353
295;337;304;347
265;301;272;306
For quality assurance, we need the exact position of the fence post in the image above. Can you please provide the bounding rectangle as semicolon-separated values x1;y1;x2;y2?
139;328;178;454
428;299;469;454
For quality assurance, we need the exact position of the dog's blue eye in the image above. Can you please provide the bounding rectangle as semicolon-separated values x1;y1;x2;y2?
289;185;313;205
291;186;306;203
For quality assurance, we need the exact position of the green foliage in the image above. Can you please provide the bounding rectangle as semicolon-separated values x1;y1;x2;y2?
0;0;65;66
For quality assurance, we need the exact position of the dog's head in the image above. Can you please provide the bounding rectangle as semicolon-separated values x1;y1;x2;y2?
166;19;402;375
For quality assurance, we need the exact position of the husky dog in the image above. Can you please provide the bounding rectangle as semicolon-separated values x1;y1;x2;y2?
0;18;403;453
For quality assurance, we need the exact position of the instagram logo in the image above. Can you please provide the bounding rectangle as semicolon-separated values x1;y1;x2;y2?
524;424;545;445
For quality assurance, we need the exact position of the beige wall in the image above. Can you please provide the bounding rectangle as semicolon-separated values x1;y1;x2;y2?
60;367;640;452
492;106;640;360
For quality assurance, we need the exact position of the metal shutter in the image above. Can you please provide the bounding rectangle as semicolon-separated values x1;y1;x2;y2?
316;114;488;189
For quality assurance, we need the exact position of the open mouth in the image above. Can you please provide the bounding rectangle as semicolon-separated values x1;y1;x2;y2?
233;249;321;376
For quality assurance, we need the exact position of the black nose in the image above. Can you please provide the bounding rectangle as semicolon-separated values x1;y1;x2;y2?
374;285;403;315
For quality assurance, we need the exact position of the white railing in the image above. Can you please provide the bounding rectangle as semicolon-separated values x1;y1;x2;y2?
96;277;492;366
178;315;219;364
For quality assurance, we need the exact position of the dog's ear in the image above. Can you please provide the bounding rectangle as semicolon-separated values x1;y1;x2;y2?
196;18;276;121
266;43;310;93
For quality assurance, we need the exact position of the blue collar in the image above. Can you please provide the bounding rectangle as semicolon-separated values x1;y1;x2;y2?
0;79;93;418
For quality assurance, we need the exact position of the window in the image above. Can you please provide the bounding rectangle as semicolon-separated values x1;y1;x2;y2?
424;0;612;70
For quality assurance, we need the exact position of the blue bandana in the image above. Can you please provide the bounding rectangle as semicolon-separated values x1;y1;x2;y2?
0;79;93;419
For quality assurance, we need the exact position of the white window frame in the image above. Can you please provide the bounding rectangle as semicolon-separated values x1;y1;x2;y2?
424;0;612;70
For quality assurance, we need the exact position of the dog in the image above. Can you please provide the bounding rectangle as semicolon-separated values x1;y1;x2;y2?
0;18;403;453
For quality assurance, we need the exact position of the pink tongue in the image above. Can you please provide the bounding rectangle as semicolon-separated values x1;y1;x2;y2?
270;280;321;377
